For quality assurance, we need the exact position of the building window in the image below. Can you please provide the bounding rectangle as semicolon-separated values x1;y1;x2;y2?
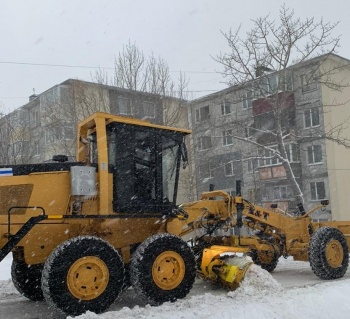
258;148;281;167
64;126;74;140
45;126;62;144
245;126;252;139
222;129;233;146
197;136;212;150
142;101;156;119
224;161;234;176
31;109;40;127
307;145;322;164
34;140;40;155
262;187;269;200
304;108;320;128
301;72;317;92
310;181;326;200
273;186;293;200
268;75;278;93
256;77;270;97
195;105;210;122
199;163;213;179
282;73;293;91
118;97;132;115
243;91;253;109
247;158;256;172
285;144;299;162
264;74;293;93
12;141;22;154
221;100;231;115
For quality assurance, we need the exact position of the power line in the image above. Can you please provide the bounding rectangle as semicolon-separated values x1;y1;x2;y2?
0;60;218;74
0;61;111;69
0;96;28;99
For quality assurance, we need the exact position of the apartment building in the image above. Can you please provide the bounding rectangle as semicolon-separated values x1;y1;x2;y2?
0;78;194;203
0;79;177;163
188;53;350;221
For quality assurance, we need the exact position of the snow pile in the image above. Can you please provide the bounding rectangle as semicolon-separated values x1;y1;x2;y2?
228;264;282;298
68;263;350;319
69;265;282;319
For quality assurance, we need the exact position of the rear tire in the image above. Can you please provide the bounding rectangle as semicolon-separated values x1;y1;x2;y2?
11;261;44;301
130;233;196;305
309;227;349;279
41;236;125;316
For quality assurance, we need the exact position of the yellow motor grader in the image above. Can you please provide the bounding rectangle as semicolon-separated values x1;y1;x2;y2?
0;112;348;316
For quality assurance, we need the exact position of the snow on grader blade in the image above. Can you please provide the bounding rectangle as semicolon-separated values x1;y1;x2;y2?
198;245;253;290
0;112;348;316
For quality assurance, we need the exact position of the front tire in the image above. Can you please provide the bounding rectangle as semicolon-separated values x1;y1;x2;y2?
130;233;196;305
41;236;125;316
248;249;280;272
11;261;44;301
309;227;349;279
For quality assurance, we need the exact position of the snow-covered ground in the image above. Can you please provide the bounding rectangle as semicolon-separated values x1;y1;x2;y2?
1;255;350;319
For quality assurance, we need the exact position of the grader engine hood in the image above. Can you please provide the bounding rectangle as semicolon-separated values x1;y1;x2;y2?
0;168;72;217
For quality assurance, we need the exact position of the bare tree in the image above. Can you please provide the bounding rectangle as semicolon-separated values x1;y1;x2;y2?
213;5;348;208
40;80;110;161
112;42;190;120
0;106;33;164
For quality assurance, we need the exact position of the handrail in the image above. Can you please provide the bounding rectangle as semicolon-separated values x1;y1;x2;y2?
7;206;46;237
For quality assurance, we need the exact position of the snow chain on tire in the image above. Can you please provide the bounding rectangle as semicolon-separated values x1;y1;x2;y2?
309;227;349;280
11;261;44;301
41;236;125;316
130;233;196;305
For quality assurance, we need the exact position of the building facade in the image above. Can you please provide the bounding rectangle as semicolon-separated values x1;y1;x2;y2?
188;54;350;221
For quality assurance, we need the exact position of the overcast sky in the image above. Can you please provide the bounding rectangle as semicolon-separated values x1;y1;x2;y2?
1;0;349;113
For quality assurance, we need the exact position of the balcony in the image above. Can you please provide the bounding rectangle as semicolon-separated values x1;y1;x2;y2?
252;91;295;116
258;162;301;181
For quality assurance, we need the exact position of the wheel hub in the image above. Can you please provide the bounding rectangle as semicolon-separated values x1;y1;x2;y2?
325;239;344;268
67;256;109;300
152;251;185;290
257;250;274;264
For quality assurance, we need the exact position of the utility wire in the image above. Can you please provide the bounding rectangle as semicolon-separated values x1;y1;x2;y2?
0;60;218;74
